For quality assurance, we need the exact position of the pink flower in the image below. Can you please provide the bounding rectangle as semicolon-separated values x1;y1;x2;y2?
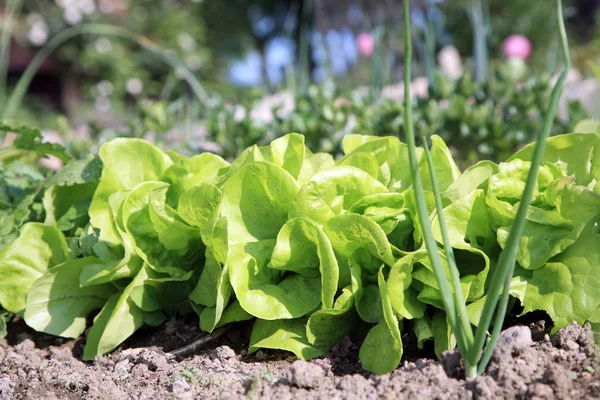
356;32;374;57
502;35;532;60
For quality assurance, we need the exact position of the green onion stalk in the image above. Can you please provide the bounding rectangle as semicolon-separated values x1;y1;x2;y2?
401;0;570;377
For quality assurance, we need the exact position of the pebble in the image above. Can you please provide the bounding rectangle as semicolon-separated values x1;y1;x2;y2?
255;350;266;361
564;339;579;351
212;346;236;361
115;359;130;378
494;326;533;358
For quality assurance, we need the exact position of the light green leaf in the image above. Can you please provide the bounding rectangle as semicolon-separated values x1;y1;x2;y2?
189;248;231;332
349;193;406;234
324;213;394;272
497;178;600;269
221;162;300;245
163;152;229;206
228;242;321;320
466;276;529;327
177;183;222;245
356;284;383;324
259;133;305;179
89;138;173;246
79;255;143;287
341;134;380;155
122;182;203;276
43;182;97;228
306;287;359;352
290;166;388;226
431;311;456;359
213;300;253;329
269;217;339;308
413;315;434;349
249;318;324;360
432;189;498;256
83;266;148;360
358;268;403;375
573;119;600;134
387;251;427;320
338;136;421;192
419;135;461;193
521;217;600;332
443;160;498;204
297;152;335;186
359;320;401;374
0;223;73;313
336;152;380;179
509;132;600;186
24;257;116;338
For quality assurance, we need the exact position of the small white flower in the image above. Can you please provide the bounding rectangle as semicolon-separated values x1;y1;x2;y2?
96;80;113;96
95;38;112;53
28;23;49;46
233;105;247;122
515;131;526;141
438;46;463;80
64;7;83;25
178;33;197;52
478;143;491;154
80;0;96;15
126;78;143;95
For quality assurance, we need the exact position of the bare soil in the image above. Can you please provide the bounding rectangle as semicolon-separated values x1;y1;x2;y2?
0;314;599;400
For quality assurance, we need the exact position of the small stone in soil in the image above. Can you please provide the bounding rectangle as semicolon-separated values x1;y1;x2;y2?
0;377;14;399
170;378;191;397
212;345;236;360
494;325;533;359
287;360;324;388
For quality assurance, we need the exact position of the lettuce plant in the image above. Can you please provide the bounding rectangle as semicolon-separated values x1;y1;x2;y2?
0;1;599;377
0;129;598;373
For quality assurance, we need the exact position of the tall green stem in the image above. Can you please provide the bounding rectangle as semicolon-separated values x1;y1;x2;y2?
0;0;23;103
469;0;488;82
2;23;210;121
421;136;474;349
423;0;436;88
402;0;470;362
467;0;570;373
372;26;385;95
298;0;312;95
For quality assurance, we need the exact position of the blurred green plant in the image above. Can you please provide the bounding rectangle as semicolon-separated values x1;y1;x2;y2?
196;69;586;167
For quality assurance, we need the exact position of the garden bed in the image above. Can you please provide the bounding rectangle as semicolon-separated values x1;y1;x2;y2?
1;316;598;399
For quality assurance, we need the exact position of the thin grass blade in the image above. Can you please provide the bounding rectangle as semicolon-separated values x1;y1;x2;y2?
401;0;470;360
468;0;571;373
2;23;210;121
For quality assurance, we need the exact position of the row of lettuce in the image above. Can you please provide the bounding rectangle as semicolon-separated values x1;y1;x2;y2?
0;130;599;374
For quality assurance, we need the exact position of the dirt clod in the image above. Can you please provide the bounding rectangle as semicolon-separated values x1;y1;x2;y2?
0;376;15;400
287;360;325;388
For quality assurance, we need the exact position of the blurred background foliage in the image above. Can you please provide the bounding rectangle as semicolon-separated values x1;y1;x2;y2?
1;0;599;166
